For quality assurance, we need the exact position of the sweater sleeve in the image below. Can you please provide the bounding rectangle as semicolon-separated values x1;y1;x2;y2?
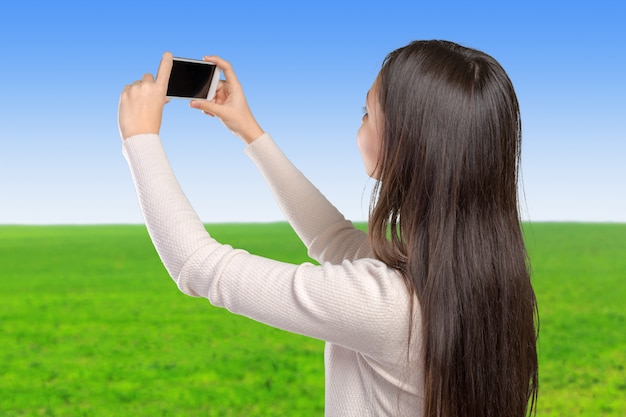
244;134;372;264
121;133;411;356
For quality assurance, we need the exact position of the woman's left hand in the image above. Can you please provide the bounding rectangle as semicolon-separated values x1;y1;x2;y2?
118;52;173;140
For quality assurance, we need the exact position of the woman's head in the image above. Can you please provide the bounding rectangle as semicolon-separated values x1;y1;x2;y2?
371;40;521;225
367;40;526;269
366;40;538;417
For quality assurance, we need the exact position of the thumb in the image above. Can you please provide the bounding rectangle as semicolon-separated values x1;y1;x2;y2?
190;100;222;117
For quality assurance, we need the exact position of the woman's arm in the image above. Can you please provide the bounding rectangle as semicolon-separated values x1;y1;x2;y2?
118;54;410;356
188;56;371;263
243;133;371;263
122;133;410;358
118;53;370;266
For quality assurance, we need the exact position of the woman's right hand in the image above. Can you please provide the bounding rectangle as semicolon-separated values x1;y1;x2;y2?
118;52;173;141
190;56;264;144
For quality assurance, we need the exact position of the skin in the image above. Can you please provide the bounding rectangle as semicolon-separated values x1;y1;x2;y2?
356;78;382;178
118;52;263;144
118;52;382;173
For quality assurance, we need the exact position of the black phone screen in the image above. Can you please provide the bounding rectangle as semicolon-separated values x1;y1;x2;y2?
167;59;217;98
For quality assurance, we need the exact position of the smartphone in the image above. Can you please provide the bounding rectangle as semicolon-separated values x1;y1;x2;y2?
166;57;222;101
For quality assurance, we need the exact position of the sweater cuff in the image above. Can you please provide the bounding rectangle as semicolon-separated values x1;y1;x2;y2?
121;133;162;157
243;132;274;155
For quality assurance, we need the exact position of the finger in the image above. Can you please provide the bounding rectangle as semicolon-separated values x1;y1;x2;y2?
204;55;239;85
142;73;154;83
156;52;174;89
190;99;221;117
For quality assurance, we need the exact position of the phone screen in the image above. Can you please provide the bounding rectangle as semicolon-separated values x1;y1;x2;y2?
167;59;217;99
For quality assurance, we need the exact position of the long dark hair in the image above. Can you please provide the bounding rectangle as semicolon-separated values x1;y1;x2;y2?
369;40;538;417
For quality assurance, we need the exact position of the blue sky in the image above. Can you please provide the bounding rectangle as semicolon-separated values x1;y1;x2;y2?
1;0;624;224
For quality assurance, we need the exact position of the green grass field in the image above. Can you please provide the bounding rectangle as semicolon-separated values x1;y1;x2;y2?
1;223;624;416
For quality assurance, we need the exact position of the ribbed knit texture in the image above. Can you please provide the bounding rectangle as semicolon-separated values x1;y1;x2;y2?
123;133;423;416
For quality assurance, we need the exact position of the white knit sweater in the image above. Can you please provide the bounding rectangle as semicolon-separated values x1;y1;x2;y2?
123;133;423;416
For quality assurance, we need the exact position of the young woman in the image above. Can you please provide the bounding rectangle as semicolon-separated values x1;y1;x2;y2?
118;40;539;417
